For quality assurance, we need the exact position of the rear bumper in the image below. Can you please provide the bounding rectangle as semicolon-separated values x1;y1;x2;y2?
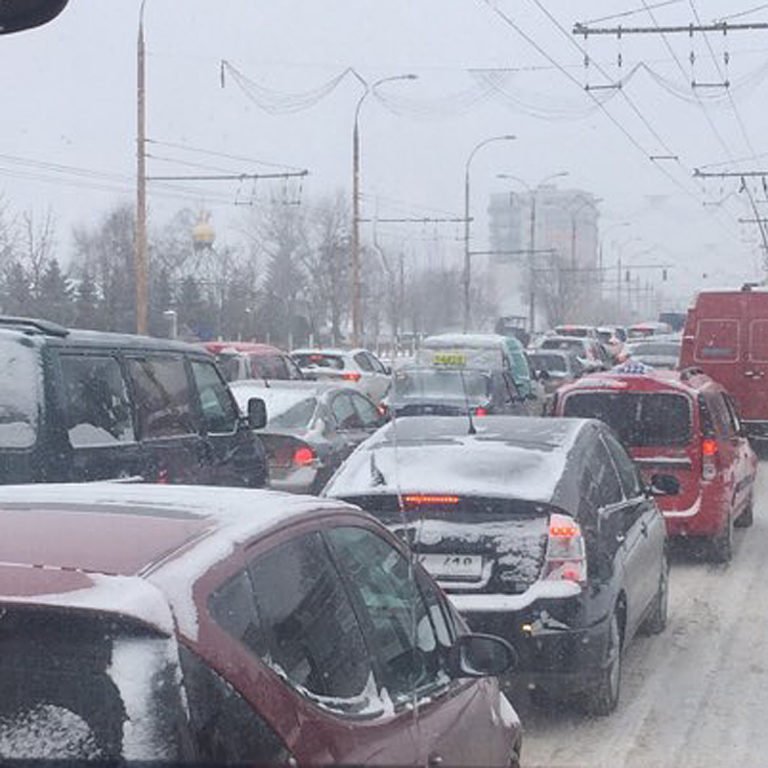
661;486;727;538
454;595;611;697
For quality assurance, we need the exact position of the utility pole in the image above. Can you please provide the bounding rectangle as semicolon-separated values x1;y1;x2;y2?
135;0;148;335
528;196;536;332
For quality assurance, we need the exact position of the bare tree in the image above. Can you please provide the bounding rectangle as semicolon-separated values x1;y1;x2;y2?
18;208;57;301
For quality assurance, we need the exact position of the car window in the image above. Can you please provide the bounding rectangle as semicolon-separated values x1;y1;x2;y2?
588;437;623;508
723;394;743;435
179;645;288;764
250;354;290;380
190;360;238;434
601;431;643;499
0;339;42;449
246;532;375;712
331;392;363;430
368;353;388;374
325;526;450;705
59;354;135;447
350;392;381;428
284;355;304;380
694;319;739;363
353;352;374;372
705;392;733;437
125;357;196;439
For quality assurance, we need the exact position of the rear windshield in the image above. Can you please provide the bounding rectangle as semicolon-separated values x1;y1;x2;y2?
556;327;588;338
293;353;344;370
627;342;681;357
0;339;41;449
528;353;567;373
392;369;491;400
563;391;692;447
270;397;317;429
0;609;187;762
597;331;612;344
540;338;582;353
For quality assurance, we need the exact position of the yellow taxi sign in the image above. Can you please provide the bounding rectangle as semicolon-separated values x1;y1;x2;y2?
432;351;467;367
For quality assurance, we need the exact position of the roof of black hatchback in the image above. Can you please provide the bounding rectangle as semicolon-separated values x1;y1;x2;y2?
323;416;590;510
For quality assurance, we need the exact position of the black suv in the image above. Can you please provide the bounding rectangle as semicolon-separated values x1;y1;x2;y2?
0;316;267;486
324;416;676;714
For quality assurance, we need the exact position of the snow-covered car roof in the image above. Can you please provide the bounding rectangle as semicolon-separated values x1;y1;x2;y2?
422;333;507;349
324;416;590;510
0;484;352;639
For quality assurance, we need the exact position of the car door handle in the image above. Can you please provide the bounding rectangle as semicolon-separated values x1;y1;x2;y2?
427;754;444;767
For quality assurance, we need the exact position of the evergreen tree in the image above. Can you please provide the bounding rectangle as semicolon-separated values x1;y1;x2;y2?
37;259;73;325
2;261;33;316
73;271;101;330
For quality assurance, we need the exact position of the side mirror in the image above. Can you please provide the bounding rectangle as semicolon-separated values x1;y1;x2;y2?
648;473;680;496
449;633;517;679
538;370;551;382
0;0;68;35
247;397;267;430
382;365;392;376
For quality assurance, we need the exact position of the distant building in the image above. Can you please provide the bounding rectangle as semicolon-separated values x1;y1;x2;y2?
488;186;600;328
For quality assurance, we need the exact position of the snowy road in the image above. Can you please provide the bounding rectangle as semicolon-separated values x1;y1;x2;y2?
519;463;768;768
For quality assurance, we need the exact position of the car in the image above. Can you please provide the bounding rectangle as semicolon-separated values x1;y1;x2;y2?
658;311;687;333
554;368;757;562
291;347;392;404
526;350;585;398
627;321;673;340
202;341;304;382
418;333;539;408
383;365;531;419
536;335;608;372
230;380;387;494
624;337;681;370
0;316;268;487
678;285;768;450
554;324;599;340
324;415;674;715
0;482;522;766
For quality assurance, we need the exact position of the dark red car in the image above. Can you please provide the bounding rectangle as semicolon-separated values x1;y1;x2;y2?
0;483;522;766
554;368;757;561
203;341;304;382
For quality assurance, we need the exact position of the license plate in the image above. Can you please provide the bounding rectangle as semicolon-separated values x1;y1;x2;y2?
419;553;483;580
432;352;467;367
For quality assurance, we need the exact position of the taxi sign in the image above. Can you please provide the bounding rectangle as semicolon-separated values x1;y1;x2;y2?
432;352;467;367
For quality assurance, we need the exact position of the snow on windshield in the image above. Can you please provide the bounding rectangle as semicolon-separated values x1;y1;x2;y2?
0;339;41;449
230;384;317;428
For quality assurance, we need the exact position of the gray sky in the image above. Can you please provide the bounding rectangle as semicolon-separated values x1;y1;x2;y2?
2;0;767;307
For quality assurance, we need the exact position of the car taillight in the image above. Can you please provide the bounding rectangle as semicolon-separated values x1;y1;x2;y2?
343;371;362;382
702;437;718;480
474;406;488;417
293;446;316;466
543;512;587;585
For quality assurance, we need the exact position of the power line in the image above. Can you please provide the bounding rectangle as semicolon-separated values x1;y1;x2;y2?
146;138;305;172
580;0;683;27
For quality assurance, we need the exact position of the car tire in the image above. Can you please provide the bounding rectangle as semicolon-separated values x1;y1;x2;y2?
641;554;669;635
734;495;754;529
711;510;733;563
585;610;622;716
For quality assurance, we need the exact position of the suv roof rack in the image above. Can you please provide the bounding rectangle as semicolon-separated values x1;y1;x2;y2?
0;316;69;337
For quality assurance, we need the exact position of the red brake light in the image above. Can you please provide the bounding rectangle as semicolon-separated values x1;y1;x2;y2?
702;438;718;457
404;494;460;506
544;513;587;585
293;446;316;466
474;406;488;417
343;371;362;382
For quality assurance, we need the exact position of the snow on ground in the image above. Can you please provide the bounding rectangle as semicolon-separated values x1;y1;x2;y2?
519;463;768;768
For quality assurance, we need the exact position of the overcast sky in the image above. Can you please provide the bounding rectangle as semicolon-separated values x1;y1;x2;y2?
2;0;767;307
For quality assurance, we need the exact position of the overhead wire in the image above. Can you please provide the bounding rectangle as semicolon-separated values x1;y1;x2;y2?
146;139;305;172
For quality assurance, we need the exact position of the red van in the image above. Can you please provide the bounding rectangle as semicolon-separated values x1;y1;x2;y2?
679;285;768;449
554;369;757;562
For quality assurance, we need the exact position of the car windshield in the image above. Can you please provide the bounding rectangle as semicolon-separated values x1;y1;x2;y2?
0;339;41;450
562;391;692;447
392;369;490;400
528;353;567;373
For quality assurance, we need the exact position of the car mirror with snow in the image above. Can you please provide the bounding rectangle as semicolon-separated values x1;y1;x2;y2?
451;633;517;679
648;473;680;496
0;0;69;35
246;397;268;430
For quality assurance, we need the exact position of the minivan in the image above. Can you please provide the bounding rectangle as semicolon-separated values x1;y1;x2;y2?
0;316;268;486
679;285;768;449
554;368;757;562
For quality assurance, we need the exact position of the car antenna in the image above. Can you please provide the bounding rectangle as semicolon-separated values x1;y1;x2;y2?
459;368;477;435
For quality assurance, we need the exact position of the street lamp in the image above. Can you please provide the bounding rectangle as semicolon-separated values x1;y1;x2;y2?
351;73;417;346
497;171;569;331
463;135;516;332
135;0;149;335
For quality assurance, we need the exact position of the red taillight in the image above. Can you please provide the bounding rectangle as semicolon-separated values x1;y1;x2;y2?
702;437;719;480
543;512;587;585
156;468;169;484
343;371;362;382
404;494;460;506
293;446;316;466
474;407;488;417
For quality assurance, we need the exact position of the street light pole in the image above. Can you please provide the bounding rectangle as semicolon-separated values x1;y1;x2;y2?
350;73;416;346
462;135;516;332
135;0;149;335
